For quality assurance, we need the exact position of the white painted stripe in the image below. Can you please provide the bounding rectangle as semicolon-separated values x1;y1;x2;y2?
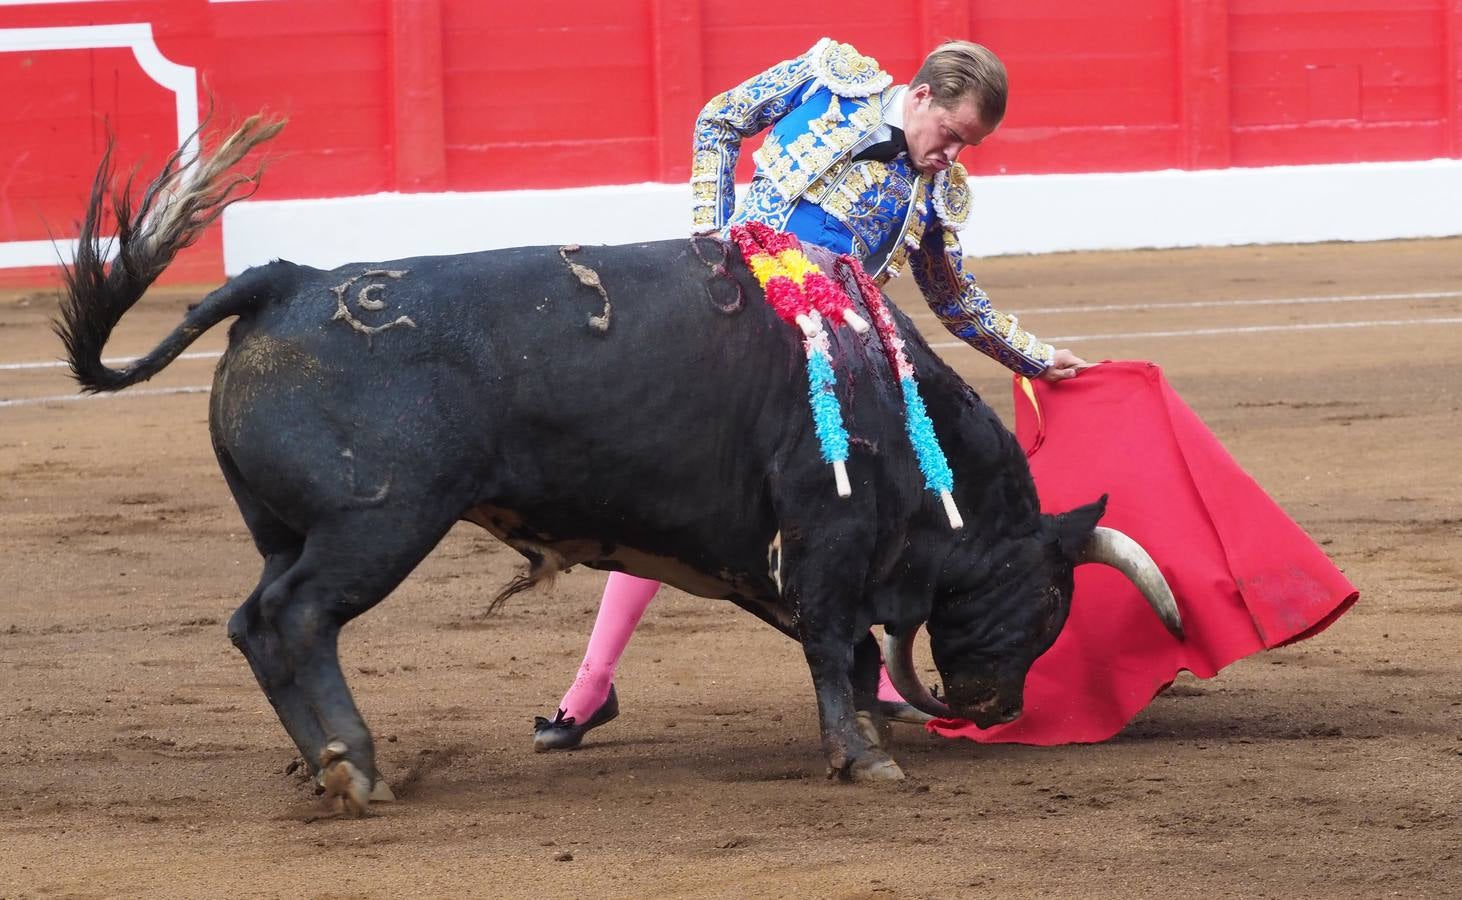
0;238;99;269
929;317;1462;349
910;290;1462;320
962;161;1462;257
0;351;222;372
0;385;210;409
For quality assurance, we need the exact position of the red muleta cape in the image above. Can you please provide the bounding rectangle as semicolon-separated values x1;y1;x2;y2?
928;361;1358;745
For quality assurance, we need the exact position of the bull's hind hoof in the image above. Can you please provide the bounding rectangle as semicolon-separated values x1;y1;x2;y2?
854;710;891;749
533;685;619;752
319;741;372;816
878;699;935;726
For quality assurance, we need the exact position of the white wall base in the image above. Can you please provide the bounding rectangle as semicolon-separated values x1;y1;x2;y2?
221;158;1462;274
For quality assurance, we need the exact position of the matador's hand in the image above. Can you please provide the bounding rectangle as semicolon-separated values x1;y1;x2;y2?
1039;348;1089;382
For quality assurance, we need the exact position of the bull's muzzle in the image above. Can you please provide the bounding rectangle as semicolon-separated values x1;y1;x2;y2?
881;628;1023;726
942;678;1023;729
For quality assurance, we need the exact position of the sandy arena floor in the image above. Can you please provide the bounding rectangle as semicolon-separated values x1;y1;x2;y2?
1;237;1459;898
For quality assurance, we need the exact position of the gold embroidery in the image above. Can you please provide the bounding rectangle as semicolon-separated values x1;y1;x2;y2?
691;150;720;179
812;40;893;97
803;160;850;203
878;241;909;283
787;132;820;158
848;101;883;132
909;179;929;241
933;164;973;229
854;161;888;194
754;133;798;189
820;181;855;219
814;94;845;128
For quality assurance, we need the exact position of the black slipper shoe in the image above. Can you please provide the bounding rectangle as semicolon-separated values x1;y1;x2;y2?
532;684;620;752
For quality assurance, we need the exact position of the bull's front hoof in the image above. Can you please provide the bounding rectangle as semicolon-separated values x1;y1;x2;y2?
319;741;372;816
828;744;906;783
848;752;905;783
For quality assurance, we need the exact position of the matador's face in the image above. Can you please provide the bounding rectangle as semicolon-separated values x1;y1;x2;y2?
902;84;999;177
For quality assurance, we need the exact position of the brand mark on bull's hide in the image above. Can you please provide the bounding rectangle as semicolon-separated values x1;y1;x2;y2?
330;269;415;342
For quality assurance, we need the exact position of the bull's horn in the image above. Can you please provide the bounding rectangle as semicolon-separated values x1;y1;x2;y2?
1082;526;1184;639
881;626;955;719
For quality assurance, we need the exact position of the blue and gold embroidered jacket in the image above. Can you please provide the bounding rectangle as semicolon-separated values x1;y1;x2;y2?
690;38;1053;376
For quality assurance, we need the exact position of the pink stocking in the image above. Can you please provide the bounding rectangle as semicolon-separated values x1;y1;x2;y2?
877;663;906;704
557;572;660;721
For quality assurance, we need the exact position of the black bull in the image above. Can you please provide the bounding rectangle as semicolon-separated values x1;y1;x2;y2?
57;120;1181;813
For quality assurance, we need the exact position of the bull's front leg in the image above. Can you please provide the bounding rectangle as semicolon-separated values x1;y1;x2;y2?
791;592;905;783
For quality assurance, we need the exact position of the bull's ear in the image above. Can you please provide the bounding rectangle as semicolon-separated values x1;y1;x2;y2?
1053;494;1108;563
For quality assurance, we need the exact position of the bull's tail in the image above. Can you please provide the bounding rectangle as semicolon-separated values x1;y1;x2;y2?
54;115;286;393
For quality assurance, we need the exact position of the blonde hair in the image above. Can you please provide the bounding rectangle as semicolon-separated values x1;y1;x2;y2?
911;41;1008;124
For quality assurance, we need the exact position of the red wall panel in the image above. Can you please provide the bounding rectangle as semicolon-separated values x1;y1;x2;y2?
205;0;391;198
2;0;1459;287
1229;0;1452;164
0;1;214;283
1;48;177;242
966;0;1183;174
441;2;659;189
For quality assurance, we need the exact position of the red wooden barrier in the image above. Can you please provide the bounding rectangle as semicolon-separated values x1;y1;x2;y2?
1;0;1458;286
389;0;446;192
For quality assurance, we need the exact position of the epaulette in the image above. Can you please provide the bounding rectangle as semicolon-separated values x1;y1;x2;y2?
932;164;973;231
809;37;892;98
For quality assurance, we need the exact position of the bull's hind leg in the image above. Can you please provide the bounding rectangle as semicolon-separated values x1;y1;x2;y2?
219;456;331;767
229;546;327;762
239;508;457;815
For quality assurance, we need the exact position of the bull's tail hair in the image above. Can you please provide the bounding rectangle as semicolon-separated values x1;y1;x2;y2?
483;558;563;617
485;574;538;616
54;114;287;393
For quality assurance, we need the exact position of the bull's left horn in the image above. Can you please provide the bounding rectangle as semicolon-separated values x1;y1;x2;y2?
1082;526;1184;639
881;626;954;719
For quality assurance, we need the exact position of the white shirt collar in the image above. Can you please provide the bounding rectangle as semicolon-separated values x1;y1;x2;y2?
847;84;909;160
884;85;908;129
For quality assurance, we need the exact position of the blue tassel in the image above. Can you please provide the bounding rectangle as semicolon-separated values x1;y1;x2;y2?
806;349;849;463
900;376;954;493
